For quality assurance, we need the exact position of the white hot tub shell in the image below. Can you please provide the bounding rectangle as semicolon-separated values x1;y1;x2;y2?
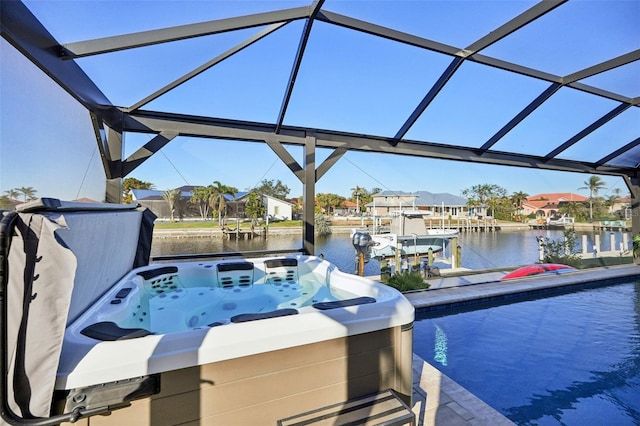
55;255;415;425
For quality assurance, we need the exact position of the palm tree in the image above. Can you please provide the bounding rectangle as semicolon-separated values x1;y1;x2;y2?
209;181;237;226
245;191;265;226
4;189;20;201
350;186;366;214
605;187;622;215
315;193;331;214
190;186;214;220
578;176;607;221
559;201;587;221
510;190;529;220
17;186;37;202
123;177;154;204
162;188;183;222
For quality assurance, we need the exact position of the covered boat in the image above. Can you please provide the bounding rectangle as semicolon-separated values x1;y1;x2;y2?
370;211;458;259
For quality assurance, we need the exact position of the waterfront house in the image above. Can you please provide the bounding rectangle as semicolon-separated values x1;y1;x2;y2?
132;186;293;221
131;186;198;220
226;192;294;221
367;190;469;217
522;193;588;219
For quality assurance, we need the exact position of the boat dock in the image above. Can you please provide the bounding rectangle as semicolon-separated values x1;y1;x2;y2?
529;220;632;232
592;220;631;232
424;218;500;232
221;226;264;240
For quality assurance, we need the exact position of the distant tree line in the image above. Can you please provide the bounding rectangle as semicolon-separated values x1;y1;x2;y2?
461;176;626;222
123;178;291;222
311;186;380;215
0;187;38;209
123;178;382;219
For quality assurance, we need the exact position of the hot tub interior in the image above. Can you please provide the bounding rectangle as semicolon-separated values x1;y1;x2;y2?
76;256;378;338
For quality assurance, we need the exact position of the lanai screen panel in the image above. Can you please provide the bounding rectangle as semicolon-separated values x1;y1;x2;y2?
3;0;640;176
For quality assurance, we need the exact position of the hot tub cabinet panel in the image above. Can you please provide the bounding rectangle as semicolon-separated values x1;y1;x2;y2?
61;326;413;425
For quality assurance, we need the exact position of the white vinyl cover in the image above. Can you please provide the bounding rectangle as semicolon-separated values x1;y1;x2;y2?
5;202;148;418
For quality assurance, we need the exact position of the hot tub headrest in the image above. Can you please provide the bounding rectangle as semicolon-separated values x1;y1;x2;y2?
217;262;254;272
137;266;182;296
264;258;298;285
137;266;178;280
216;261;254;290
264;258;298;268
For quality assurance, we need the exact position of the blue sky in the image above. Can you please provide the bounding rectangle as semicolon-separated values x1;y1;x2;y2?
1;1;638;202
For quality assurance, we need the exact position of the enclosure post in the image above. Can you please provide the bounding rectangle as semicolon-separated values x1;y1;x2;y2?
302;135;316;255
623;175;640;264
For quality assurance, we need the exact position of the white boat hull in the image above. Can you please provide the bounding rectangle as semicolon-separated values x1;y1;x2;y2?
370;233;454;259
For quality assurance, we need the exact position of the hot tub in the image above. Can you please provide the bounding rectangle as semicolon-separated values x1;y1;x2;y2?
55;255;415;425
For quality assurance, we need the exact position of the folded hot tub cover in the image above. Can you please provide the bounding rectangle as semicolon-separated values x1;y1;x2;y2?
1;198;156;420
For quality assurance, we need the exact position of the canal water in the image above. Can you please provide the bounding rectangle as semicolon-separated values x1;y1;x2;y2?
151;229;631;275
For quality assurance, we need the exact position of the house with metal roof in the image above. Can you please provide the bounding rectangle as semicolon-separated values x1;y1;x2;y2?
367;190;469;217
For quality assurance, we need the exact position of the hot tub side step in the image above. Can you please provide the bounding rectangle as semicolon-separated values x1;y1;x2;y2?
277;388;414;426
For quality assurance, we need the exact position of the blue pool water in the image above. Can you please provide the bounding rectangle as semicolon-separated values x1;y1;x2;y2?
414;281;640;425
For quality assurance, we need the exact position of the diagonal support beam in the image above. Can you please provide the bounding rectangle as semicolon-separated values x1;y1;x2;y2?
265;137;305;182
265;133;345;183
564;49;640;84
129;23;286;112
316;147;347;181
275;0;325;133
479;83;562;152
393;57;464;144
545;103;631;159
596;136;640;166
60;7;309;58
464;0;567;55
122;131;178;176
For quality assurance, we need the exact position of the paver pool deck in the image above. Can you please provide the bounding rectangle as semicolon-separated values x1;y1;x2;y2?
403;263;639;425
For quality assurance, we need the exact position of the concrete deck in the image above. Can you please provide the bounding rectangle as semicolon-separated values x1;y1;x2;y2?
405;264;639;425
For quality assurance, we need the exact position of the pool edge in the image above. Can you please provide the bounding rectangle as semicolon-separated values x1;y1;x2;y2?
406;264;639;313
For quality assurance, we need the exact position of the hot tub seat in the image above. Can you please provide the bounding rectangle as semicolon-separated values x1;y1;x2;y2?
230;308;299;323
80;321;153;341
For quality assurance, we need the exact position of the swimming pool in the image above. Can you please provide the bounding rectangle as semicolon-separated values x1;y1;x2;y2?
414;280;640;425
